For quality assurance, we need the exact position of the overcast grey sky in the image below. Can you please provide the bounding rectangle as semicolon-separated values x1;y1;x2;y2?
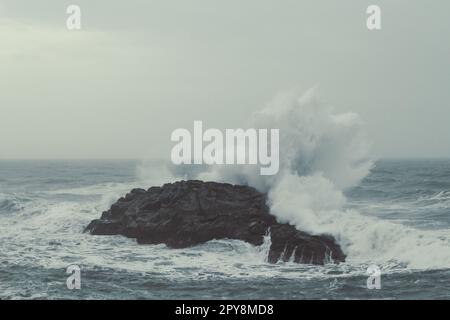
0;0;449;159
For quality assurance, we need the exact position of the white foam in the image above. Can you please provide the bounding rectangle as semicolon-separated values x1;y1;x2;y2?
151;87;450;270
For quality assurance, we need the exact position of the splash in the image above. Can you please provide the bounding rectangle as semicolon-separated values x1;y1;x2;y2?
196;87;372;191
142;87;450;269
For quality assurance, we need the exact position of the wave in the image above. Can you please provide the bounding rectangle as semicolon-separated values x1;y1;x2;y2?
0;198;19;213
415;191;450;209
138;87;450;270
0;193;34;214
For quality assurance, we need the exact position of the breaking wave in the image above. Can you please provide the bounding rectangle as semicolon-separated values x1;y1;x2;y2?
146;87;450;270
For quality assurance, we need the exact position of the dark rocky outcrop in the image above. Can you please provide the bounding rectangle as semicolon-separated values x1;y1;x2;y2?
85;180;345;265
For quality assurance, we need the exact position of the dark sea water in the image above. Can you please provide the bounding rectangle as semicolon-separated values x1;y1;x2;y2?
1;159;449;299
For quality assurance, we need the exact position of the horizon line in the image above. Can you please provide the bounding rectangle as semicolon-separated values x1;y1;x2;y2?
1;157;450;161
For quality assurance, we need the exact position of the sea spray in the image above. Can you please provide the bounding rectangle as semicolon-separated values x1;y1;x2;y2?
253;88;450;269
139;87;450;269
195;87;372;192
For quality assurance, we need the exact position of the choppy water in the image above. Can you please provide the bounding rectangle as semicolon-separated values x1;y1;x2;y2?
0;159;449;299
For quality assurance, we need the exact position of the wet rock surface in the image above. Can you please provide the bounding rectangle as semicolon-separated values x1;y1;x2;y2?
85;180;345;265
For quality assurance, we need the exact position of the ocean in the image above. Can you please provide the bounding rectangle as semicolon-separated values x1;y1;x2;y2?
0;159;449;299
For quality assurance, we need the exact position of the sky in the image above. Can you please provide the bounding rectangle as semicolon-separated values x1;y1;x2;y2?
0;0;449;159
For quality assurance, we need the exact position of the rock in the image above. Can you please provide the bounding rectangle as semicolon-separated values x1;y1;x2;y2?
85;180;345;265
268;224;345;264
